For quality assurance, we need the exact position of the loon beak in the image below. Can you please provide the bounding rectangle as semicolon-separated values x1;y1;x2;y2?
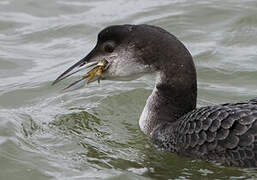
52;49;109;90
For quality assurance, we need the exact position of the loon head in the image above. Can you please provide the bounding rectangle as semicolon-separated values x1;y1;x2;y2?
53;24;196;93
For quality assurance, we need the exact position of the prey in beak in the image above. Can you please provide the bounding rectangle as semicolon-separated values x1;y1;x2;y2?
52;58;109;91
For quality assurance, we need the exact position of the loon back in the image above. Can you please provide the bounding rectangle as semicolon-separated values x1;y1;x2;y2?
152;98;257;167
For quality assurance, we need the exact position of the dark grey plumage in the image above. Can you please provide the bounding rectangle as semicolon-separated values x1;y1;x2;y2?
151;98;257;167
54;24;257;167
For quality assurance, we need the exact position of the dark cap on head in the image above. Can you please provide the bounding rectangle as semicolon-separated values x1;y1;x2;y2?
97;24;134;45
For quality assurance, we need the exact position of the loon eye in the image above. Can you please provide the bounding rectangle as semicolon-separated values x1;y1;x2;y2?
104;43;114;53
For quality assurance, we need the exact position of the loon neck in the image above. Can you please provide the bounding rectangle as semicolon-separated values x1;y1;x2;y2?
139;57;197;136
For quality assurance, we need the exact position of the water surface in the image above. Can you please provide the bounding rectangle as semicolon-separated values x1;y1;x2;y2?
0;0;257;179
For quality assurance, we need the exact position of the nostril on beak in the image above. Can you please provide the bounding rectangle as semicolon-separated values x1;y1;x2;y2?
79;62;86;67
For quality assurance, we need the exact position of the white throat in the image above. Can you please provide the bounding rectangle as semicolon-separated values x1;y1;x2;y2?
139;73;162;135
139;86;158;135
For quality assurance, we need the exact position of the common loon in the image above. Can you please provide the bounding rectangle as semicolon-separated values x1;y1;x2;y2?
53;24;257;167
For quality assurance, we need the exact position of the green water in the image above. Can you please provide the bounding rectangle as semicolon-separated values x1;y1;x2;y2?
0;0;257;179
